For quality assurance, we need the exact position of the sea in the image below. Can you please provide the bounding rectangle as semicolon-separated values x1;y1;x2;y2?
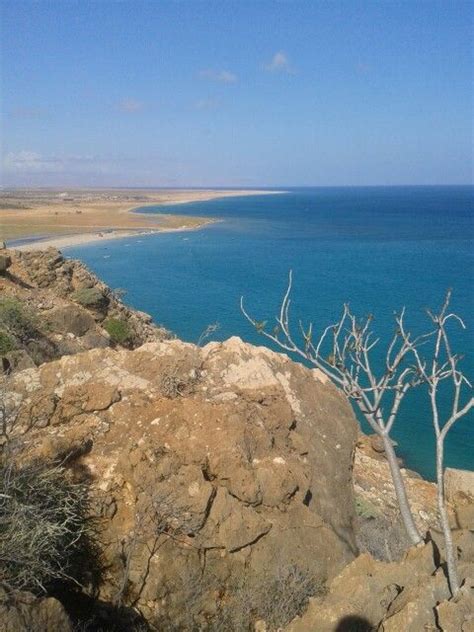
66;186;474;480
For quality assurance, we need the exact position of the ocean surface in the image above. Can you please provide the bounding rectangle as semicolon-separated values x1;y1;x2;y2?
66;186;474;479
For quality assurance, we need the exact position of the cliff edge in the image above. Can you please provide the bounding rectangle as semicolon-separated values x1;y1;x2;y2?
1;247;472;632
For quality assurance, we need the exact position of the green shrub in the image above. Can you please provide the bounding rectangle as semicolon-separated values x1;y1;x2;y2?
355;496;379;520
0;297;37;342
0;460;99;595
103;318;132;345
71;287;107;308
0;329;15;355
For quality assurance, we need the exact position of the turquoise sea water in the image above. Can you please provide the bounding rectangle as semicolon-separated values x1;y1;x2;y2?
66;186;473;479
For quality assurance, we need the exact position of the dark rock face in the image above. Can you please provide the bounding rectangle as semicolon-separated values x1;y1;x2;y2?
0;254;12;274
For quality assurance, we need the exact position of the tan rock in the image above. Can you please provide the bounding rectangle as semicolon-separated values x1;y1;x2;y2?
199;486;272;551
0;589;72;632
3;349;36;372
436;577;474;632
456;503;474;530
50;382;119;425
17;391;58;429
7;335;358;623
255;459;299;507
286;542;439;632
446;468;474;502
202;337;358;550
43;304;96;337
381;568;449;631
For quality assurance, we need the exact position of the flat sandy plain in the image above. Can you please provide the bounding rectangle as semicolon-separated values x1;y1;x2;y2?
0;188;280;250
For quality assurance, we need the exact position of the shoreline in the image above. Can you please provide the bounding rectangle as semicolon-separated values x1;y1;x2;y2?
4;188;284;251
11;219;220;252
128;188;284;212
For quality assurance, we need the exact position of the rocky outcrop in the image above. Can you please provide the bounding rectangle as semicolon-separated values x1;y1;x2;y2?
354;434;440;536
0;588;73;632
0;248;171;371
286;535;474;631
286;435;474;632
3;249;472;631
5;335;358;627
446;468;474;502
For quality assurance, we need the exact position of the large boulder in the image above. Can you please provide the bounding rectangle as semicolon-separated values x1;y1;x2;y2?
445;468;474;502
44;304;97;336
436;580;474;632
7;336;358;626
71;286;109;315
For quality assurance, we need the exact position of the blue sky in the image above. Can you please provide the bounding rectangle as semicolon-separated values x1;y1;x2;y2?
1;0;472;187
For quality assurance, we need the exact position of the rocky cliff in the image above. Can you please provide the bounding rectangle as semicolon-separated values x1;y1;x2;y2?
1;248;473;632
3;334;359;629
0;247;170;372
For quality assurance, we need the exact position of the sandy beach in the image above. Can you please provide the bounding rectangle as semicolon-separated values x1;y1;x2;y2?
0;188;282;249
12;220;219;252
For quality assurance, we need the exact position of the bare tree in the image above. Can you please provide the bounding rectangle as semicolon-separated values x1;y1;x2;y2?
241;271;426;545
400;290;473;597
197;322;220;347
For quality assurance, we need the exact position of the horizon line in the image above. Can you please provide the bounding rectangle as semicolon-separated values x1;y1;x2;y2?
1;183;473;191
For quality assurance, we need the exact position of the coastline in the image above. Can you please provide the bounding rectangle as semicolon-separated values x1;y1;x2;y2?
12;219;219;252
2;188;283;251
127;188;283;212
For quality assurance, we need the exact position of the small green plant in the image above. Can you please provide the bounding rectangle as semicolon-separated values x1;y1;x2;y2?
0;297;37;342
103;318;132;345
71;287;107;308
0;329;15;355
355;496;379;520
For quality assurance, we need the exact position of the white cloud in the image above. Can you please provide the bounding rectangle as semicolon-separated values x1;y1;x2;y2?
3;151;63;173
198;69;238;83
2;151;109;174
118;98;144;112
263;51;295;74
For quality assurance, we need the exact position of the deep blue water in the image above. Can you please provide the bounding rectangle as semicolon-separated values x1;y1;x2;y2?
66;186;474;479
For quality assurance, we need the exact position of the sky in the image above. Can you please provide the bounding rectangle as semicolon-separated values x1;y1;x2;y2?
1;0;473;188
